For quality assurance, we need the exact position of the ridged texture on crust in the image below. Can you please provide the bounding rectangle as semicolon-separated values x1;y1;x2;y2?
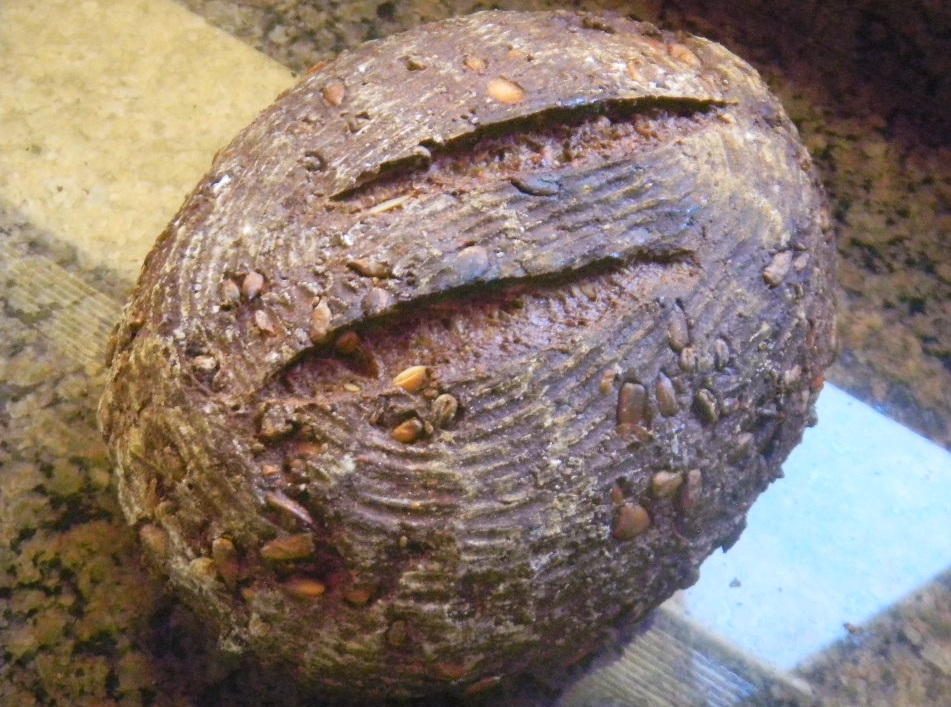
98;10;836;701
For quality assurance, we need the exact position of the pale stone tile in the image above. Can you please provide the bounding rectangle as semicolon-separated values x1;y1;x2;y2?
0;0;295;282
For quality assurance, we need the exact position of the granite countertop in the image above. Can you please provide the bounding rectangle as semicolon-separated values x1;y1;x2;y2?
2;1;950;705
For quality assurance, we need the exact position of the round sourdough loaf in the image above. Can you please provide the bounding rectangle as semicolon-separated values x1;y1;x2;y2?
99;10;836;701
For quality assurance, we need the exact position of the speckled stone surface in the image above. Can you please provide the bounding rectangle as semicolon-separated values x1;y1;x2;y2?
3;0;951;705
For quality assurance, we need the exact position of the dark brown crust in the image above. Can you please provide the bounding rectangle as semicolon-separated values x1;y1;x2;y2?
98;10;836;701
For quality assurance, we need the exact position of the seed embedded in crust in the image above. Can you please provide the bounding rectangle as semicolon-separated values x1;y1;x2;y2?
392;417;424;443
212;537;240;588
393;365;428;393
679;346;698;372
612;502;651;540
465;676;503;695
265;491;314;527
634;122;658;139
322;81;346;106
763;250;793;287
617;382;648;427
655;374;679;416
626;60;644;81
261;463;281;477
343;586;375;606
431;394;459;428
435;661;472;681
511;176;560;196
295;440;324;457
366;195;410;215
667;307;690;351
304;60;329;76
347;259;391;278
189;557;218;583
282;577;327;599
693;388;720;423
386;620;408;646
125;310;146;332
241;270;264;299
579;282;598;300
254;309;276;335
190;355;218;374
335;330;362;356
248;614;270;638
309;300;333;344
713;338;731;369
783;364;803;387
486;77;525;104
609;482;625;505
668;42;701;67
735;432;755;455
454;245;490;281
599;369;616;395
651;470;683;498
403;55;428;71
258;405;294;441
220;278;241;308
362;287;392;316
139;523;168;558
260;533;315;561
678;469;703;513
678;566;701;590
301;149;327;172
464;56;486;72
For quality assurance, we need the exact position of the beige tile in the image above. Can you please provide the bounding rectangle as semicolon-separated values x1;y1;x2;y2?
0;0;295;282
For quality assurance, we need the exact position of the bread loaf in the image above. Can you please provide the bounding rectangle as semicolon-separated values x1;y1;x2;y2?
99;10;836;701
